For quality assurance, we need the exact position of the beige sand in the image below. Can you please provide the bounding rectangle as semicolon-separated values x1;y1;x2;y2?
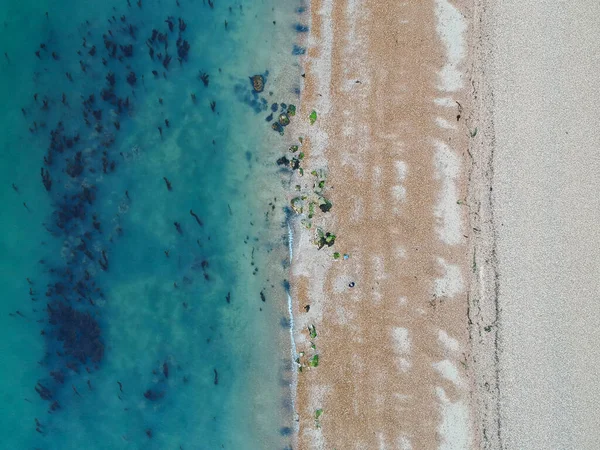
476;0;600;448
290;0;478;448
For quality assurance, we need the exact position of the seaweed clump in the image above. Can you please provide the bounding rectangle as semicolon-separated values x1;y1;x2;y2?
315;228;336;249
47;302;104;364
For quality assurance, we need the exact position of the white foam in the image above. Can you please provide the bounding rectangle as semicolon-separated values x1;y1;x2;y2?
434;0;467;92
434;257;464;299
433;140;462;245
436;387;471;449
286;222;298;431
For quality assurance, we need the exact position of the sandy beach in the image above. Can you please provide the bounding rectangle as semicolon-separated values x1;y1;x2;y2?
290;0;476;448
485;1;600;448
290;0;600;448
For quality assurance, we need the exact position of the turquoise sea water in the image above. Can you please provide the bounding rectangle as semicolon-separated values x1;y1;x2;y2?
0;0;305;448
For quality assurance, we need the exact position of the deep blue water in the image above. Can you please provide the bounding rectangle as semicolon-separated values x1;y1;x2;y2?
0;0;305;448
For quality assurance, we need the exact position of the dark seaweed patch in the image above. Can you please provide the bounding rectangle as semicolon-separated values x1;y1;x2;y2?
294;24;309;33
292;45;306;55
26;6;195;422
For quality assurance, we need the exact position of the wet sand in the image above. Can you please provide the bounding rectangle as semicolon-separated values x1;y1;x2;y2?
291;0;476;448
482;0;600;448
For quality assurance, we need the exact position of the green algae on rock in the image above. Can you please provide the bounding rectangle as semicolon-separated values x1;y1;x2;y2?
278;113;290;126
315;228;336;249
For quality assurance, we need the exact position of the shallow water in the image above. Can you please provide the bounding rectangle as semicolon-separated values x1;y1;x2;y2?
0;0;305;448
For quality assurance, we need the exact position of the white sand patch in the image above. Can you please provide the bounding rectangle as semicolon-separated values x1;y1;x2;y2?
397;296;408;306
333;273;356;293
433;360;463;387
341;110;355;136
392;185;407;203
373;165;383;187
392;161;407;200
392;327;411;354
435;117;456;129
436;387;471;450
396;357;412;373
312;0;333;115
377;432;386;450
396;160;408;178
371;181;384;216
372;290;383;304
372;255;386;280
298;0;334;167
433;140;462;245
398;435;413;450
351;196;364;223
434;97;457;107
333;303;357;328
340;123;368;177
394;392;411;403
434;0;467;92
434;257;464;299
392;160;408;213
438;329;461;353
345;0;367;55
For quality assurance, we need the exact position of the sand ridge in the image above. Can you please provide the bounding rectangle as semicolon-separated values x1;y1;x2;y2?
290;0;476;448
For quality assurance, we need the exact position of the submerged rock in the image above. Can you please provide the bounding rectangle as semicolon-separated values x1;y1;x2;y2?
278;113;290;126
250;74;264;93
276;156;290;166
272;122;284;135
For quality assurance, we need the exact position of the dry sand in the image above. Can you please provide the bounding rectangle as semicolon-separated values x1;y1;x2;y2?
289;0;479;448
483;0;600;449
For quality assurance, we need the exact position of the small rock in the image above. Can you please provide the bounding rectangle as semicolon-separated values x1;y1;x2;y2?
250;75;264;93
278;113;290;126
272;122;284;135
